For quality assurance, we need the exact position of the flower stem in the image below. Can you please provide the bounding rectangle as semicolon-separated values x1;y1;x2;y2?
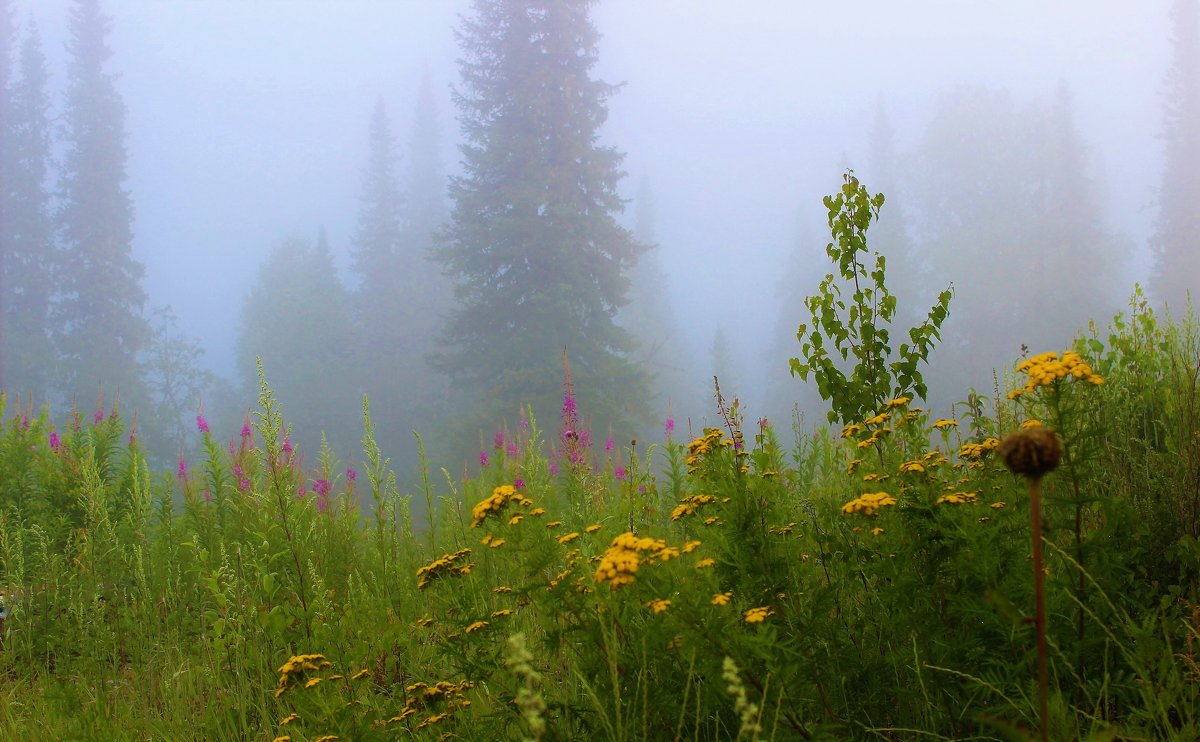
1029;476;1050;742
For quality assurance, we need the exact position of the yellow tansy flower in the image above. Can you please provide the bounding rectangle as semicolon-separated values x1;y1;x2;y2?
647;598;671;614
744;606;773;624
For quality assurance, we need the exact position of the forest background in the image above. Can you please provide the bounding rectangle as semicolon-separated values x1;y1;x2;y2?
1;0;1196;490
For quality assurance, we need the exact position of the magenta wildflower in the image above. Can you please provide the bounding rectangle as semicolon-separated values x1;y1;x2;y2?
232;464;244;479
48;431;60;450
297;484;307;498
493;431;505;450
313;480;331;511
238;477;250;493
548;461;559;477
506;440;518;457
93;407;104;425
479;450;489;467
196;414;210;434
665;417;675;436
518;412;529;431
604;436;614;453
241;422;252;438
513;477;526;489
282;437;293;457
177;456;187;480
19;416;29;430
346;467;357;483
614;465;626;481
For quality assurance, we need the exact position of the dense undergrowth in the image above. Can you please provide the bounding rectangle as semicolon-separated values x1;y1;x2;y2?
0;285;1197;741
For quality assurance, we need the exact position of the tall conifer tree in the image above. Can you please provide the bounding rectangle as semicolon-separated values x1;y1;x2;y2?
238;231;359;457
53;0;148;403
1150;0;1200;310
1;22;54;401
0;0;13;392
438;0;648;434
621;176;703;429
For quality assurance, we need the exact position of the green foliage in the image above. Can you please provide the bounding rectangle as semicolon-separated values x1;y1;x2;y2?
791;171;952;424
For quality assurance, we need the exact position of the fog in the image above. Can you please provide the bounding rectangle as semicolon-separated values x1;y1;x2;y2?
3;0;1188;471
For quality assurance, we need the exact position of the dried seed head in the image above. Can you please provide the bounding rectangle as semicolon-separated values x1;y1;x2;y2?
999;427;1062;479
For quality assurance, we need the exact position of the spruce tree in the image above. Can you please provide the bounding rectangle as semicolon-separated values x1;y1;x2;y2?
909;85;1124;401
237;231;359;457
1;22;54;401
620;176;704;431
396;73;453;441
438;0;648;435
350;97;406;435
53;0;148;403
0;0;13;392
1150;0;1200;310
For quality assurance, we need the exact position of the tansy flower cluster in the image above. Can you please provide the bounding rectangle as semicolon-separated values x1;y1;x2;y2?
671;493;717;520
647;598;672;614
1008;350;1104;399
686;428;728;472
471;484;533;528
416;548;474;589
377;679;474;731
594;532;676;589
274;653;333;698
841;492;898;515
936;491;979;505
959;438;1001;459
744;606;773;624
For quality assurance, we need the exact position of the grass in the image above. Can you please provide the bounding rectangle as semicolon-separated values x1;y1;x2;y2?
0;290;1197;740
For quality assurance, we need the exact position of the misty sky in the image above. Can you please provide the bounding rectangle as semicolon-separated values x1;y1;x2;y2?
15;0;1168;388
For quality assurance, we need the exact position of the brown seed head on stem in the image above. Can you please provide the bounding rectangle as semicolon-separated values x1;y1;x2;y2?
998;427;1062;479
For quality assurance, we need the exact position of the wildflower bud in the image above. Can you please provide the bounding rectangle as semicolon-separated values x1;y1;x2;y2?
998;427;1062;479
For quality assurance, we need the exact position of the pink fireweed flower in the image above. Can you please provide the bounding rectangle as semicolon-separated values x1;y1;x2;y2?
614;465;626;481
297;484;307;498
479;450;489;467
665;417;675;436
93;407;104;425
19;416;29;430
605;436;614;453
506;440;518;457
493;431;504;450
548;461;559;477
196;414;210;434
313;479;331;511
232;464;244;479
346;468;357;483
282;437;293;457
240;421;252;439
513;477;526;489
238;477;250;493
49;431;61;450
177;456;187;480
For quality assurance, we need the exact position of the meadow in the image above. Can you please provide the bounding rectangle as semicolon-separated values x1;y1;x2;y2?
0;284;1196;742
